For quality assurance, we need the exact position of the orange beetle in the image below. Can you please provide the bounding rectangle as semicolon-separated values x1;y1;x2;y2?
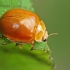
0;8;48;49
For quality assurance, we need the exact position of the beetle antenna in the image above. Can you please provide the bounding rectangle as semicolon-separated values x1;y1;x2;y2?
48;33;58;37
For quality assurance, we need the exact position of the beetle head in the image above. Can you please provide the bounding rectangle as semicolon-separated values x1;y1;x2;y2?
35;20;48;42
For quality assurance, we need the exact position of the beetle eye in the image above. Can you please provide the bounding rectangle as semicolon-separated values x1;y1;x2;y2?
43;39;47;42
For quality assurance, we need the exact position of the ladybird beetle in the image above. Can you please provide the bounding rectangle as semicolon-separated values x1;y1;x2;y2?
0;8;48;49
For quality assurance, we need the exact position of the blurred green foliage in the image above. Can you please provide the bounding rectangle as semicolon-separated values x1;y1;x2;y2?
0;43;54;70
32;0;70;70
0;0;54;70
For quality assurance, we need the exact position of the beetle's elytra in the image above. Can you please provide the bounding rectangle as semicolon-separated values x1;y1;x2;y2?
0;8;48;49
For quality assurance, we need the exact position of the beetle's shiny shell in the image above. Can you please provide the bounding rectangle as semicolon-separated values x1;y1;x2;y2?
0;9;40;43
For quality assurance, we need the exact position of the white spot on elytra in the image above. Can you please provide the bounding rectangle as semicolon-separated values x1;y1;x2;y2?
20;17;35;32
13;23;19;28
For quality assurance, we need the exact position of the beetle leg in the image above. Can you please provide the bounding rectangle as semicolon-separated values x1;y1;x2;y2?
15;42;23;49
0;35;4;38
15;42;20;47
20;44;23;49
30;41;34;50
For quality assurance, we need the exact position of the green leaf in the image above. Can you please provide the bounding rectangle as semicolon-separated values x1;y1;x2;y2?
34;41;50;52
0;43;54;70
0;33;12;45
0;0;34;17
